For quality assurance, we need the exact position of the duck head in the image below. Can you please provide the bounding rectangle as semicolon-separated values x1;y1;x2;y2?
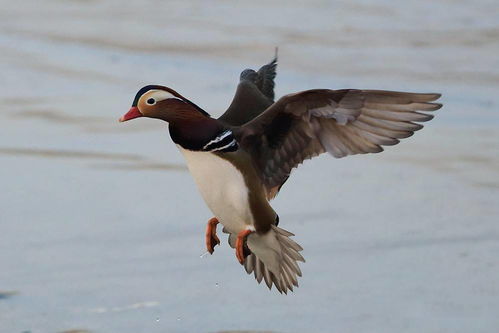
120;85;210;123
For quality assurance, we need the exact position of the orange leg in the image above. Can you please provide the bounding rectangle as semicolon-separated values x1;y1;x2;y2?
205;217;220;254
235;229;253;264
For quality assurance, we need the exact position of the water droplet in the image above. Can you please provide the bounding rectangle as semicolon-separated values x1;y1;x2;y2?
215;283;219;287
176;316;181;321
156;317;160;322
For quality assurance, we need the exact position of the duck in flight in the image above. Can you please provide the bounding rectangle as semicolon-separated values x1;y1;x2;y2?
120;54;442;294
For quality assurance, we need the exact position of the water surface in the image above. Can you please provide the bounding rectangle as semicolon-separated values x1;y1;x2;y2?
1;1;498;333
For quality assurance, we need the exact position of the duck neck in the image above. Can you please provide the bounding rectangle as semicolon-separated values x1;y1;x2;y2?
168;108;225;151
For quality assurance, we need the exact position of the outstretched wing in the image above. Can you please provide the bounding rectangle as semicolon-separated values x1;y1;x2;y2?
235;89;442;199
218;54;278;126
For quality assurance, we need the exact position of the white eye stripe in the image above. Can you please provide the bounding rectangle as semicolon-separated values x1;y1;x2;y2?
143;89;181;104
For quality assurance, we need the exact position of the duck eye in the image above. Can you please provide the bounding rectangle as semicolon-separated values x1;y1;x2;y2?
146;98;156;105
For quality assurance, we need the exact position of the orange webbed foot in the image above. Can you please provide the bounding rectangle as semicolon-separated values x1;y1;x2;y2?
235;229;253;264
205;217;220;254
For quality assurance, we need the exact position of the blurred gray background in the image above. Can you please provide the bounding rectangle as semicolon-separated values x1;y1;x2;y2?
0;1;498;332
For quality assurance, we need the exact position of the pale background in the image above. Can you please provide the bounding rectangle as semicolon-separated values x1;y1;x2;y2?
1;1;498;333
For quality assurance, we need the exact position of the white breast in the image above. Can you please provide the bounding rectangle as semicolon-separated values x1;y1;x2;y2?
178;147;253;234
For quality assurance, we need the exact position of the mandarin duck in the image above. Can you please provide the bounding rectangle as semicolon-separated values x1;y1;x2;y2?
120;54;442;293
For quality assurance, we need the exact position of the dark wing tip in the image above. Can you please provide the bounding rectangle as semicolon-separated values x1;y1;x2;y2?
255;50;279;101
416;92;442;102
258;52;278;77
270;46;278;66
431;102;443;110
430;93;442;101
419;113;435;122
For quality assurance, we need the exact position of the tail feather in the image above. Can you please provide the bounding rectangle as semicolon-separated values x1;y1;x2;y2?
223;225;305;294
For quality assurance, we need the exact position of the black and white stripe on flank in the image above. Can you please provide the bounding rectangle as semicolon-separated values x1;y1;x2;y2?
203;130;238;152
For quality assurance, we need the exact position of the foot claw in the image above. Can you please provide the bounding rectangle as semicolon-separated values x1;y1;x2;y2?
205;217;220;254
